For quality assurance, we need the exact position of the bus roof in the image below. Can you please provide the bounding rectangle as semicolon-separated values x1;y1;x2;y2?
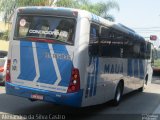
17;6;79;18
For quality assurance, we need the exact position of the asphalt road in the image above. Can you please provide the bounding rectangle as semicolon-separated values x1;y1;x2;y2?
0;77;160;120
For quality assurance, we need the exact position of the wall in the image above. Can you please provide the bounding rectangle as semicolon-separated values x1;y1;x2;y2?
0;40;9;51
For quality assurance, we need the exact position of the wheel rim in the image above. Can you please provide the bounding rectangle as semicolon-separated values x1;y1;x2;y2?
116;88;121;102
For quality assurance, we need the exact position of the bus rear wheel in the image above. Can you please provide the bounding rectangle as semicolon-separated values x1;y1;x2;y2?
113;83;123;106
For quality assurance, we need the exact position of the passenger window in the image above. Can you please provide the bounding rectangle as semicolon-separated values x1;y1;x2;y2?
146;42;151;59
89;24;100;56
90;24;99;44
99;27;124;58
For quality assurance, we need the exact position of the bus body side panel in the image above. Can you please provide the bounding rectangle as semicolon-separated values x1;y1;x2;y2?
6;40;83;107
72;16;104;107
81;57;146;107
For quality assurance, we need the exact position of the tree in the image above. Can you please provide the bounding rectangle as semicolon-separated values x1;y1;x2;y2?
0;0;119;22
0;0;53;22
54;0;78;8
55;0;120;21
95;1;120;21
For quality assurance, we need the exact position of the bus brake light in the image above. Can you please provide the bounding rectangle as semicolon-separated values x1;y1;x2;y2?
6;59;11;82
67;68;80;93
0;66;4;72
150;35;157;41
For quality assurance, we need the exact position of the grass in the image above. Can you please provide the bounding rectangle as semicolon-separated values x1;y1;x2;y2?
154;59;160;67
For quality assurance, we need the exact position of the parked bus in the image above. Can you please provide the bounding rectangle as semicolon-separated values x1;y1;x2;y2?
6;7;153;107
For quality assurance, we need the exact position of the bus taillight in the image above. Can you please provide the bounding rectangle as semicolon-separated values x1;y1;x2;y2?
0;66;4;72
67;68;80;93
150;35;157;41
6;59;11;82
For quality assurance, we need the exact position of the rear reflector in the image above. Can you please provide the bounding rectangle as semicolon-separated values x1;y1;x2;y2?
73;11;78;17
6;59;11;82
0;66;4;72
150;35;157;41
67;68;80;93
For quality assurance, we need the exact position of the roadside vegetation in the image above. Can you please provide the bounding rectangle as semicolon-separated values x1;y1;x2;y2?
0;30;9;41
0;0;119;22
0;0;119;41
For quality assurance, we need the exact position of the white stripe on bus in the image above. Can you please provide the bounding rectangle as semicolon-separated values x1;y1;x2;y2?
32;42;40;83
12;80;68;93
48;44;62;86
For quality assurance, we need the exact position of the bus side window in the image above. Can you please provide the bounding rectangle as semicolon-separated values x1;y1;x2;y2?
133;42;141;58
123;36;132;58
99;27;112;57
146;43;151;59
89;24;100;56
90;24;99;43
139;42;146;59
99;27;124;58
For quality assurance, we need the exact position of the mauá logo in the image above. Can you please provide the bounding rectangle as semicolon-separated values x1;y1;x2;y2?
104;63;123;74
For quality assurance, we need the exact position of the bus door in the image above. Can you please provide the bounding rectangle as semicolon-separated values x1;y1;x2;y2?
84;23;105;103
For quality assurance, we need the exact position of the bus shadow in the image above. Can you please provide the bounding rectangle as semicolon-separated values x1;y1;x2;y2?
0;89;160;120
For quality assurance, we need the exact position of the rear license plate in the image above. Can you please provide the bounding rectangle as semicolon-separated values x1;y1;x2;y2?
31;94;43;100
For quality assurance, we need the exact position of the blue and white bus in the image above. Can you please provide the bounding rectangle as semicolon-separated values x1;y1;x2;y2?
6;7;153;107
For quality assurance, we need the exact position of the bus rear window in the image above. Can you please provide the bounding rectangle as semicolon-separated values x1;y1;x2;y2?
14;15;76;44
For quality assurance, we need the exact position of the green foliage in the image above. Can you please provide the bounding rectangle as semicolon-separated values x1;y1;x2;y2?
0;0;51;22
0;0;119;22
0;30;9;41
56;0;120;21
154;59;160;67
55;0;78;8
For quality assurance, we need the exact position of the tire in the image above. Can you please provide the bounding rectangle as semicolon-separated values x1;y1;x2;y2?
145;75;148;84
113;83;123;106
139;76;148;92
138;86;144;92
28;98;37;102
143;75;148;89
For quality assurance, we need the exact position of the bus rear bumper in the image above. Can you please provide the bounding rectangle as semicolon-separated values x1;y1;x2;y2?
5;82;83;107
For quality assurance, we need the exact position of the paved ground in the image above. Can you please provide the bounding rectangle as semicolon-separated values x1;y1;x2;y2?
0;77;160;120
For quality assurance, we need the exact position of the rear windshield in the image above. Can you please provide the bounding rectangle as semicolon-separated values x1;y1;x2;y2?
14;15;76;44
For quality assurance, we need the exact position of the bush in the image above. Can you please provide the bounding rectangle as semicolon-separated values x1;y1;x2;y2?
0;30;9;41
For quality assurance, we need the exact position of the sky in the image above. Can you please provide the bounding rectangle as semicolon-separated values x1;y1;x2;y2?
93;0;160;44
1;0;160;46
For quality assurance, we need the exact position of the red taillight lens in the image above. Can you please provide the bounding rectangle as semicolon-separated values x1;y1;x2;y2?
0;66;4;72
150;35;157;41
73;11;78;17
6;59;11;82
67;68;80;93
